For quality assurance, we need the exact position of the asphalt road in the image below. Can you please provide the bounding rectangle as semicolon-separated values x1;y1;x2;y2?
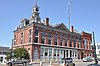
0;60;97;66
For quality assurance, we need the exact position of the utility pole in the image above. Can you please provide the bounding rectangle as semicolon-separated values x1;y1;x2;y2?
93;32;98;64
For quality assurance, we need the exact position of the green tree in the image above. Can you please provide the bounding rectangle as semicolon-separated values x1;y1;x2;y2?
14;48;30;59
5;52;11;61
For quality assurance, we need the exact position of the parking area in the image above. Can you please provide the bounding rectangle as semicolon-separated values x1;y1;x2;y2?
1;60;99;66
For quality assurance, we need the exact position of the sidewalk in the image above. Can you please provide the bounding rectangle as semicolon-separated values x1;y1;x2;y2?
0;62;6;66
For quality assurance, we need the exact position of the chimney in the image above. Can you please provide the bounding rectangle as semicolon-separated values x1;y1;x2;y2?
45;17;49;26
70;26;74;32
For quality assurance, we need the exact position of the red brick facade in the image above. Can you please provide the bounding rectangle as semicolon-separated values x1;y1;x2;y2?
12;3;93;61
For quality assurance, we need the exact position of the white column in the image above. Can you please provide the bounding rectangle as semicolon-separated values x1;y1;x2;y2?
59;50;61;60
48;48;50;60
74;51;75;59
65;50;66;58
71;50;73;59
52;48;54;60
76;51;78;59
68;50;70;57
58;49;59;60
43;48;45;60
62;50;64;58
56;49;58;60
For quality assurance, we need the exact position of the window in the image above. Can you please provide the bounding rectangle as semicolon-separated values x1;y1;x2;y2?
29;37;31;43
42;38;45;44
29;29;32;43
25;21;29;25
34;37;38;43
21;33;23;44
78;41;81;48
65;42;67;46
42;32;45;37
70;40;72;47
21;33;23;38
60;36;63;46
21;39;23;44
0;52;2;54
35;29;38;36
3;52;7;55
14;35;16;40
48;33;51;38
29;29;32;36
14;40;16;45
65;41;67;46
48;39;51;44
55;35;58;45
84;39;87;49
14;35;16;45
97;45;100;49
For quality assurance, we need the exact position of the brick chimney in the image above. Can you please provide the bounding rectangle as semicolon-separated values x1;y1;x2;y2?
70;26;74;32
45;17;49;26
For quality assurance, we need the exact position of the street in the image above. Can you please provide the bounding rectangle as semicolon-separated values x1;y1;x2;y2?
0;60;97;66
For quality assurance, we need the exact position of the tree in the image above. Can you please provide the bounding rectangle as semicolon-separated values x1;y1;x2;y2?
5;52;12;61
14;48;30;59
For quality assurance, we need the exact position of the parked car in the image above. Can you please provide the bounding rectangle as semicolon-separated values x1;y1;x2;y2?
97;58;100;61
87;64;100;66
83;57;92;62
59;58;75;66
6;59;29;66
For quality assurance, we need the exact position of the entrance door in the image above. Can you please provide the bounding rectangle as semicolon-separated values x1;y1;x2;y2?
34;47;38;60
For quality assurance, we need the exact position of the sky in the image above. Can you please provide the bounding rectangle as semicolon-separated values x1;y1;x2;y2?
0;0;100;47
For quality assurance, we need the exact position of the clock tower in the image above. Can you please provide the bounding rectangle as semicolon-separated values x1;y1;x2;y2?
30;1;41;23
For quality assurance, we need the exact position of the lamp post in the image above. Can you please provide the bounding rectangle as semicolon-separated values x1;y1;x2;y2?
93;32;98;64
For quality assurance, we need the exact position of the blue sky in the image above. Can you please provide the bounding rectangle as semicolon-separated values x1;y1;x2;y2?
0;0;100;47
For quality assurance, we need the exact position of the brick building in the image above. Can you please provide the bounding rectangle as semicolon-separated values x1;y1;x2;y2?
12;3;93;61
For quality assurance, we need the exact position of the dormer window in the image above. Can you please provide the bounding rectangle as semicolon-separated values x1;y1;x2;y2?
25;21;29;25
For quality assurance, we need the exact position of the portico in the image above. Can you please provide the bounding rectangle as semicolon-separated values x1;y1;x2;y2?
36;46;79;61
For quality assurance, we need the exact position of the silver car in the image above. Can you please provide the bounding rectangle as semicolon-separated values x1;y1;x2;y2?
6;59;29;66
